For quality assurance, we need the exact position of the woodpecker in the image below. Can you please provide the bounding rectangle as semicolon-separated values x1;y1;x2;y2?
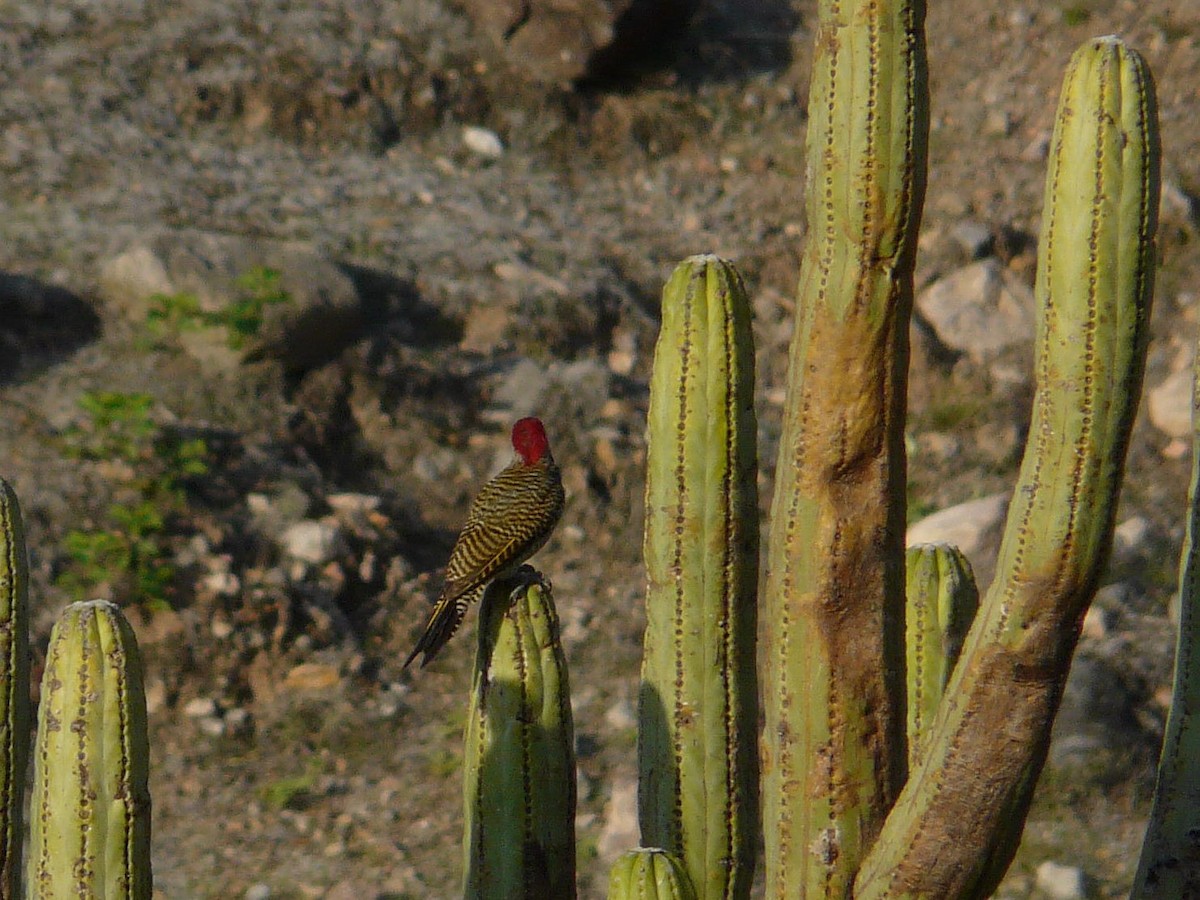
404;417;564;669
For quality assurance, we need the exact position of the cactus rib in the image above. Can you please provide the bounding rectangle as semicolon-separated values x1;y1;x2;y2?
1131;348;1200;896
0;480;30;899
607;848;698;900
463;576;575;900
760;0;928;894
904;544;979;766
28;600;152;900
640;255;758;900
856;36;1159;898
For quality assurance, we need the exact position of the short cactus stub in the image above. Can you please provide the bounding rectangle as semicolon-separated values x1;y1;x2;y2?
28;600;152;900
904;543;979;764
607;848;697;900
463;577;575;900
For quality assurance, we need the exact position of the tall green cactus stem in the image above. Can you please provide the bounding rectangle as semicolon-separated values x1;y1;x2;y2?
607;848;698;900
0;480;30;899
760;0;927;893
463;577;575;900
29;600;152;900
640;255;758;900
1131;337;1200;897
904;544;978;766
856;36;1159;897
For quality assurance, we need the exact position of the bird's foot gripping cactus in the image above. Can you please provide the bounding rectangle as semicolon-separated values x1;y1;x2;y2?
463;576;576;900
29;599;153;900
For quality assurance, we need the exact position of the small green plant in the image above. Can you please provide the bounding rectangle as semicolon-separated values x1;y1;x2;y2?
140;265;289;351
142;291;205;349
259;766;320;811
224;265;289;349
1063;6;1093;26
56;391;208;610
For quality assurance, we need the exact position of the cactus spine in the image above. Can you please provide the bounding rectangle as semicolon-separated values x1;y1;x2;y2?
760;0;928;892
607;849;697;900
856;35;1159;897
904;544;978;765
640;255;758;899
463;578;575;899
1131;336;1200;896
29;599;152;900
0;480;30;898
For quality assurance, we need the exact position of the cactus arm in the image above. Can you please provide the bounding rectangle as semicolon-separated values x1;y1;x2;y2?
856;36;1159;898
639;256;759;899
760;0;928;893
607;848;698;900
463;578;575;900
28;600;152;900
1130;344;1200;896
904;544;979;766
0;480;30;899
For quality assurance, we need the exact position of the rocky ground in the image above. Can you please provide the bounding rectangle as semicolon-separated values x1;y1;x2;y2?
1;0;1199;897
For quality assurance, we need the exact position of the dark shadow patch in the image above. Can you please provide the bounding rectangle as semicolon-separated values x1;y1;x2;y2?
0;273;100;383
577;0;799;90
337;262;462;348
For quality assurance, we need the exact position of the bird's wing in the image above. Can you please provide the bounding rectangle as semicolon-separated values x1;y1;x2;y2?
440;460;563;602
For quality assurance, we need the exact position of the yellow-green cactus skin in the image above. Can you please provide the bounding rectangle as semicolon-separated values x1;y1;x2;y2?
607;848;698;900
0;480;30;898
28;600;152;900
1132;343;1200;897
463;578;575;899
640;255;758;900
857;35;1159;898
904;544;978;765
759;0;928;893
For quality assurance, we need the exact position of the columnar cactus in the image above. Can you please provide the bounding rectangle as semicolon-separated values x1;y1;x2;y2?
0;480;30;899
607;848;697;900
462;577;575;900
856;35;1159;897
28;599;152;900
639;255;759;899
904;544;979;764
759;0;928;892
1131;337;1200;897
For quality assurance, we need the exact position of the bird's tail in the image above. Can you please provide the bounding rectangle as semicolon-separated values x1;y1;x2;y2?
403;590;472;669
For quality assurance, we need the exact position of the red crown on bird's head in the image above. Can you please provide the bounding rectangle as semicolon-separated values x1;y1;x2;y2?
512;417;550;465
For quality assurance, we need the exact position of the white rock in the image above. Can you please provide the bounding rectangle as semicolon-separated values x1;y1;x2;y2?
462;125;504;158
326;492;381;515
245;885;271;900
604;698;637;731
950;219;992;258
183;696;219;719
1148;368;1193;439
916;259;1035;362
907;492;1009;562
224;707;253;736
1035;860;1087;899
280;519;344;565
597;777;640;864
1112;516;1150;565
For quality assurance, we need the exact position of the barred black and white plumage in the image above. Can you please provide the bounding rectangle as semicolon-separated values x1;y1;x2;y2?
404;418;564;669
